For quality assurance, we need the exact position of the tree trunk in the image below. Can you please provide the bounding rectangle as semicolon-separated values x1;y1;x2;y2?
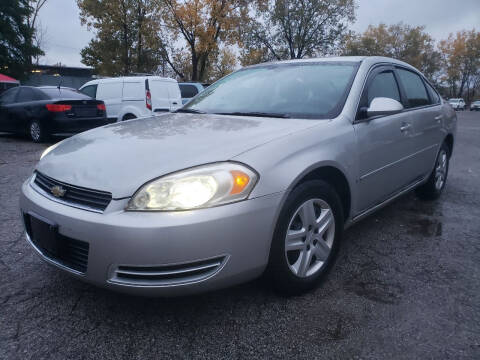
191;52;199;81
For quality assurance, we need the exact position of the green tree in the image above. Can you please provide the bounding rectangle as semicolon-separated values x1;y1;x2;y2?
157;0;249;81
343;23;442;82
78;0;161;76
0;0;43;79
439;30;480;100
241;0;355;65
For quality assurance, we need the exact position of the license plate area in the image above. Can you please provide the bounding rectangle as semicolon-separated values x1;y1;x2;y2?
23;212;90;273
26;212;60;256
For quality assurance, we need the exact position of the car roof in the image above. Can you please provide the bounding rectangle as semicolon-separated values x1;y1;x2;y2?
247;56;419;72
83;76;177;86
37;86;77;90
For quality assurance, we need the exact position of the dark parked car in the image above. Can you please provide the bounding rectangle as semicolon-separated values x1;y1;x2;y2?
0;86;112;142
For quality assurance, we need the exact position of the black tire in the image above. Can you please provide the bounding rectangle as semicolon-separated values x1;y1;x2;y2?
416;142;450;200
266;180;344;295
28;120;48;143
122;114;136;121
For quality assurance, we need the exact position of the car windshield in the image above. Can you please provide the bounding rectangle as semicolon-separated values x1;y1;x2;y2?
182;62;359;119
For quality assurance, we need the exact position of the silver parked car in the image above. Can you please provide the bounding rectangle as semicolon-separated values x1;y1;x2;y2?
448;98;466;111
470;100;480;111
20;57;456;296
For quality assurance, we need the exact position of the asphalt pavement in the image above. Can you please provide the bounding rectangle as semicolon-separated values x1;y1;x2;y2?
1;111;479;359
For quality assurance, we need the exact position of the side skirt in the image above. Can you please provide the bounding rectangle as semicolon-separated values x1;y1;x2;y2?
345;175;429;229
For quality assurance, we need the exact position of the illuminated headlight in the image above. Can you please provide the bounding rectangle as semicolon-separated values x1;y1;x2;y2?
127;162;258;211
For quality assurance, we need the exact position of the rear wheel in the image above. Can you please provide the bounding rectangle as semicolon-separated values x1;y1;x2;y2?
122;114;136;121
416;143;449;200
28;120;48;143
267;180;343;295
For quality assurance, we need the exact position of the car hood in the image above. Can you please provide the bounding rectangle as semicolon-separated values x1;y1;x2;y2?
37;113;318;198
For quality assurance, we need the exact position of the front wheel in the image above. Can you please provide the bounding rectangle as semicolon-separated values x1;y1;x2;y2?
28;120;48;143
416;143;449;200
266;180;344;295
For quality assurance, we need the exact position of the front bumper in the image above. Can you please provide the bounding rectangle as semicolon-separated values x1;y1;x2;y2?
20;179;283;296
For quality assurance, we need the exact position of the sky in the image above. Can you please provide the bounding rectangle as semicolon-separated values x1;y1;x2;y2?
37;0;480;68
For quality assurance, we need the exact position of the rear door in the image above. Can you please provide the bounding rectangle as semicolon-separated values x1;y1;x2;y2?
394;67;443;179
353;65;418;212
96;81;123;120
149;80;172;113
167;82;181;111
122;80;145;116
10;87;43;132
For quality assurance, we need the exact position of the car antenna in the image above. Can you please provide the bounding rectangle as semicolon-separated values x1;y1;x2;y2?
57;76;63;90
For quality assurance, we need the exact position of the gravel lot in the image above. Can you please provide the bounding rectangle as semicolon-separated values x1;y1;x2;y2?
1;111;479;359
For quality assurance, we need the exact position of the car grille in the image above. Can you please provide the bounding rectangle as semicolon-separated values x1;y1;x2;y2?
33;172;112;212
111;256;227;286
24;214;89;273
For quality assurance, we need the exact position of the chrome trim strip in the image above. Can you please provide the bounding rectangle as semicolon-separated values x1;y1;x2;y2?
30;174;105;214
108;255;230;288
116;262;222;277
359;144;438;181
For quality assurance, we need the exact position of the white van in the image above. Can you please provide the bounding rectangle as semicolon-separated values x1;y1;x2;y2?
79;76;182;121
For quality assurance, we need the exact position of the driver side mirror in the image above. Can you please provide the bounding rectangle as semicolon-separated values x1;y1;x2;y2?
367;97;404;118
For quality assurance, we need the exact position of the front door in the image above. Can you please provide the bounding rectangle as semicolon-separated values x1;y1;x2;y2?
353;65;418;212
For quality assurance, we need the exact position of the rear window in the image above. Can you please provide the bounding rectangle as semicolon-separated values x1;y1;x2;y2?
179;84;199;98
40;88;90;99
17;87;47;102
425;82;440;104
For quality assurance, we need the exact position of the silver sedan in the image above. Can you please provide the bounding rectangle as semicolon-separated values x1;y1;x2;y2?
20;56;456;296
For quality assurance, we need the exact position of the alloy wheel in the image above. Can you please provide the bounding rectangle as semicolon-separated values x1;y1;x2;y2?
284;198;335;278
30;122;41;141
435;149;448;190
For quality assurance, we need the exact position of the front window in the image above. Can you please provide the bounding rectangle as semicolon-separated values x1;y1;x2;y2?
183;62;359;119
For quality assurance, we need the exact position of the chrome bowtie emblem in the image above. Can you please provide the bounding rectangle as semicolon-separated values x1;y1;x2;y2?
51;185;66;198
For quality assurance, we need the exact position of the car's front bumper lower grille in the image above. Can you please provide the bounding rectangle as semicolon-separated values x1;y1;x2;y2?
24;213;89;273
110;256;227;286
32;171;112;213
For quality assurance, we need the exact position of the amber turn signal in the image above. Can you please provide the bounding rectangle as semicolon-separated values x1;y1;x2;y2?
229;170;250;195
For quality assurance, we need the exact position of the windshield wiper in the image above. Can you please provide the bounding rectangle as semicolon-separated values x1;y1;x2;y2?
175;108;206;114
214;111;290;118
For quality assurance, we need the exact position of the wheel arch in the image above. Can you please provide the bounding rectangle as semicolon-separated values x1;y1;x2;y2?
444;133;454;158
288;165;352;222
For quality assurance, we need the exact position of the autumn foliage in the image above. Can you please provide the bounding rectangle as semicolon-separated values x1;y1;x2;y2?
76;1;480;99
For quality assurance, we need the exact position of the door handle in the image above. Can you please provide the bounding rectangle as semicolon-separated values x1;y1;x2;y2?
400;123;412;132
434;115;443;123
